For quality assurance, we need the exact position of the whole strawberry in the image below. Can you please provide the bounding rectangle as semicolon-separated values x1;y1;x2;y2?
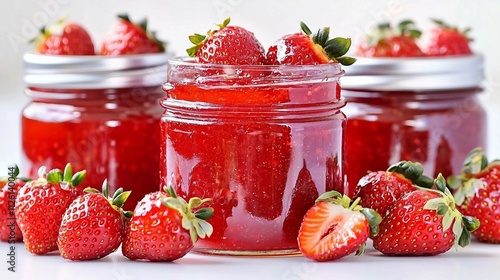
33;19;95;55
100;14;165;55
58;180;132;260
373;174;479;256
357;20;424;57
426;19;472;56
354;161;434;218
448;147;500;243
15;164;85;255
266;22;355;65
298;191;381;262
187;17;265;65
0;165;31;242
122;186;213;261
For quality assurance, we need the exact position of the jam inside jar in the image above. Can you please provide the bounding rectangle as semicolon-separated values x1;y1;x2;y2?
22;53;170;209
160;57;347;256
342;55;487;196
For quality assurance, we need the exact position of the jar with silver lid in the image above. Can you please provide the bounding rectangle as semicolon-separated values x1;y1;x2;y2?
22;53;170;209
342;55;486;196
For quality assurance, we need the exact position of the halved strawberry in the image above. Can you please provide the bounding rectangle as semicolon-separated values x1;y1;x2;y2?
266;22;355;65
298;191;381;262
426;19;473;56
356;20;423;57
187;17;265;65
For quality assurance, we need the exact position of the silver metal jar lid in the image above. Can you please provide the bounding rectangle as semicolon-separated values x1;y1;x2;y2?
23;53;171;89
341;54;484;91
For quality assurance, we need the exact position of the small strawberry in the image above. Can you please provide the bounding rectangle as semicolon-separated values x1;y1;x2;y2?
298;191;381;262
122;186;213;261
0;165;31;242
426;19;472;56
266;22;355;65
15;164;86;255
448;147;500;243
354;161;434;218
373;174;479;256
100;14;165;55
357;20;424;57
33;19;95;55
186;17;265;65
58;180;133;260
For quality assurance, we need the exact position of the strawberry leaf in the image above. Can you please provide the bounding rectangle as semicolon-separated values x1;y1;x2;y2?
71;170;86;187
102;179;109;198
194;207;214;221
336;56;356;66
46;169;63;183
113;191;131;208
300;21;312;35
189;33;206;44
458;229;471;247
324;37;351;58
313;27;330;46
63;163;73;183
462;215;480;232
83;187;100;193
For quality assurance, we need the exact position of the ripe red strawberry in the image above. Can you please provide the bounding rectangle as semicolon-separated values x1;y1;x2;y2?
186;17;265;65
15;164;85;255
448;147;500;243
34;20;95;55
58;180;133;260
373;175;479;255
0;165;31;242
266;22;355;65
100;14;165;55
298;191;381;262
357;20;424;57
122;186;213;261
354;161;434;218
426;19;472;56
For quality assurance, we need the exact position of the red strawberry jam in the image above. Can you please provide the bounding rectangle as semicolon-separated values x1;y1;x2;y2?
342;55;487;196
160;57;346;255
22;54;169;210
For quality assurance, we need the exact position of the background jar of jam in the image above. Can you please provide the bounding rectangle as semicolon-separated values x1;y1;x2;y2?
342;55;486;196
160;57;347;256
22;53;170;209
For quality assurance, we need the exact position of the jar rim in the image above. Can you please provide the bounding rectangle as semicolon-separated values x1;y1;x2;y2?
167;56;344;88
342;54;484;91
23;53;172;89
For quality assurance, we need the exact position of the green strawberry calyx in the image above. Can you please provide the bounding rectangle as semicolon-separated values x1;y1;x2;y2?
117;13;166;52
387;160;435;188
186;17;230;57
161;185;214;244
84;179;133;220
422;174;480;249
447;147;498;206
33;163;86;189
316;191;382;255
366;19;422;47
300;22;356;66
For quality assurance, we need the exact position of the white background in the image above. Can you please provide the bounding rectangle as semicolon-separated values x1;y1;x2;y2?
1;0;500;170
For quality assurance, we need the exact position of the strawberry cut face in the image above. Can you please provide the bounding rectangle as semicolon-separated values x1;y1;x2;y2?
298;201;370;261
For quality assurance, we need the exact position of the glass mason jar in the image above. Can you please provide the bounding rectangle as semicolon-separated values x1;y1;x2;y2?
342;55;487;196
22;53;170;210
160;57;347;256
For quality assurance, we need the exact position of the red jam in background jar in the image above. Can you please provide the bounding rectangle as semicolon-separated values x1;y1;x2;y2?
22;53;170;209
342;55;487;196
160;57;347;255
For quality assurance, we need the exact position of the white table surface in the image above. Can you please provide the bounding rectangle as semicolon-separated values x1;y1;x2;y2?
1;240;500;280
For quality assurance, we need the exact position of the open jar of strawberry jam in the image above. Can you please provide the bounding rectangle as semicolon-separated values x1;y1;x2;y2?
22;53;170;209
342;55;487;196
160;57;347;255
